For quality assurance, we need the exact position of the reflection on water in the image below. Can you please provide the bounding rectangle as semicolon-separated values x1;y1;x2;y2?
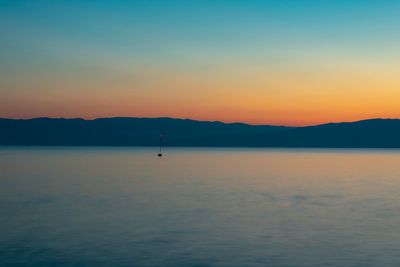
1;147;400;266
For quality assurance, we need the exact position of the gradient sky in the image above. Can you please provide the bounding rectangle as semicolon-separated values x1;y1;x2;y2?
1;0;400;126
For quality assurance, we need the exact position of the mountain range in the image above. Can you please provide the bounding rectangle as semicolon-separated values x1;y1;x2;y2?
1;117;400;148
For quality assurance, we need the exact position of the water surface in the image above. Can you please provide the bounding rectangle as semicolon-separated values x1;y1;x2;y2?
1;147;400;266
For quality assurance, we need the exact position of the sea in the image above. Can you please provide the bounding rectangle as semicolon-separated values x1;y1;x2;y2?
2;147;400;267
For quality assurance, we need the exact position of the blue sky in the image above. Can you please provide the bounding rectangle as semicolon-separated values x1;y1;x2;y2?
1;0;400;125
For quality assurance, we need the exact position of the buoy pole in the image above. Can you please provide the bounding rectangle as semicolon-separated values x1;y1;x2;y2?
158;134;163;157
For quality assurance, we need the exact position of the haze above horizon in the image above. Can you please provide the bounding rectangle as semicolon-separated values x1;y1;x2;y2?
1;0;400;126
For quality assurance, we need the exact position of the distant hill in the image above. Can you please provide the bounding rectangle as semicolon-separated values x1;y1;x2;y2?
1;117;400;148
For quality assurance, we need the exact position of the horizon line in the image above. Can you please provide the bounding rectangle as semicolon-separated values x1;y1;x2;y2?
1;116;399;128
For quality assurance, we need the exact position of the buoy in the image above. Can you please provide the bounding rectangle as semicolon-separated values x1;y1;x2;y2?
158;134;163;157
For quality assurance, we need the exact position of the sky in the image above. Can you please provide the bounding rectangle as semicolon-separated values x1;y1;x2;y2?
1;0;400;126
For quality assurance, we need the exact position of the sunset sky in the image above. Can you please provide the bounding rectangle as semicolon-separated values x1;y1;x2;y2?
1;0;400;126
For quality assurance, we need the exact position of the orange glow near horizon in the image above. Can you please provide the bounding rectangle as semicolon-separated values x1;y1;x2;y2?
2;57;400;126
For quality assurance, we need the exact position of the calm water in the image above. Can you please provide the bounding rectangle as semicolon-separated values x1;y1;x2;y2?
2;147;400;267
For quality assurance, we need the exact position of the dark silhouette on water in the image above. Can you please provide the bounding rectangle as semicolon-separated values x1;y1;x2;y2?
2;117;400;148
158;134;163;157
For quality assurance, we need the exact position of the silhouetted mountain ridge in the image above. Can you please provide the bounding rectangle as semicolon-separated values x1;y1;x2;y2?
1;117;400;147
